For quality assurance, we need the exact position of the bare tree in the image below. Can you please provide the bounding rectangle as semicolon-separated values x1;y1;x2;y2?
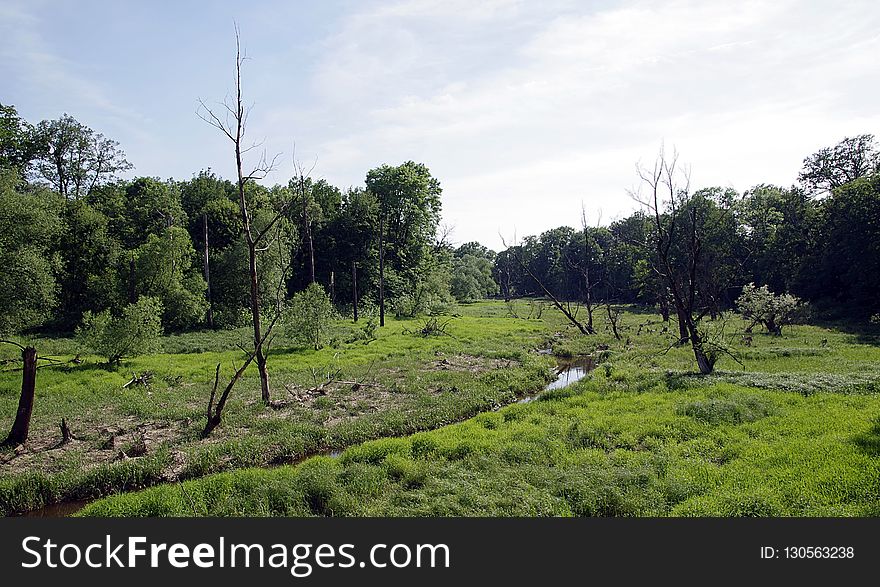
565;205;602;332
197;26;284;404
501;234;594;335
292;154;318;284
1;341;37;446
628;146;715;374
202;212;214;328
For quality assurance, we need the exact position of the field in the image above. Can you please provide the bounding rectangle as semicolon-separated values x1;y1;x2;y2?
3;301;880;517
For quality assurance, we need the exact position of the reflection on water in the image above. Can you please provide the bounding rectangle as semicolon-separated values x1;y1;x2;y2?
17;353;598;517
20;499;89;518
519;354;596;403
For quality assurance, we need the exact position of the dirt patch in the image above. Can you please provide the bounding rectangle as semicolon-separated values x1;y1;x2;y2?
427;354;518;374
0;417;184;476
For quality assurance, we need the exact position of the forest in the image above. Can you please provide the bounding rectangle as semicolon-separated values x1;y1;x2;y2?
2;86;880;517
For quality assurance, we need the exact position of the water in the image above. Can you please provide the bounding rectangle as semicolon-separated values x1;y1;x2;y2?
17;354;595;517
518;354;596;403
18;499;89;518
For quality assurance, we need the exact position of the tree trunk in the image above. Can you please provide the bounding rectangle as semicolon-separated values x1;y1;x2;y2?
659;291;670;321
676;308;689;343
245;236;270;403
352;260;358;323
203;212;214;329
128;257;137;303
300;176;316;285
330;270;335;305
4;347;37;446
693;344;714;374
379;213;385;327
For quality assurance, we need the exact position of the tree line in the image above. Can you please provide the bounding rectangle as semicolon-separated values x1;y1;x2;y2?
0;103;502;339
494;137;880;326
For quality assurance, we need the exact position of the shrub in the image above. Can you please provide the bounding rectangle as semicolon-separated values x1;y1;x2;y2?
736;283;807;335
76;297;163;365
286;283;337;350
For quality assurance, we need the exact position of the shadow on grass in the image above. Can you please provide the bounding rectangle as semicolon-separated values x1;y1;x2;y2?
853;419;880;457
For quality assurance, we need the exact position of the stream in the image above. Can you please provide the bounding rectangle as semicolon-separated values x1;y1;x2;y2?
17;352;596;518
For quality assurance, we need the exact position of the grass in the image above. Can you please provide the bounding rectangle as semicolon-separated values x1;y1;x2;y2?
0;302;556;515
72;303;880;517
5;301;880;516
79;379;880;517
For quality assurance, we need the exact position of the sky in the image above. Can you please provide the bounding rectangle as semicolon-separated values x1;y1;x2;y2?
2;0;879;250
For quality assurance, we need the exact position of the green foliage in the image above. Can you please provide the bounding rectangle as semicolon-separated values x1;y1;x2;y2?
366;161;442;279
798;134;879;193
30;113;131;200
391;263;456;318
131;227;207;330
0;103;38;171
286;283;337;350
451;250;498;302
0;172;62;333
736;283;806;335
76;297;163;364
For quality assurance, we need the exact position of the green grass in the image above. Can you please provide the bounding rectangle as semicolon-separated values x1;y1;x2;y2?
5;301;880;516
0;302;556;515
74;304;880;517
79;378;880;517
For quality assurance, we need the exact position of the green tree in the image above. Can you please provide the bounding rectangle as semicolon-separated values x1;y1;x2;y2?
451;243;498;302
799;134;879;193
76;296;163;365
0;171;61;334
30;113;132;200
286;283;336;350
810;174;880;315
736;283;805;335
0;103;38;172
131;227;208;330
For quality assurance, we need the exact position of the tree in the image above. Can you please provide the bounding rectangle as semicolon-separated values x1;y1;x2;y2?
798;134;879;193
809;173;880;315
130;227;208;330
1;342;38;447
366;161;443;326
285;283;336;350
76;297;163;365
451;243;498;302
736;283;805;335
180;170;242;328
30;114;131;200
197;27;289;404
629;146;718;374
54;200;122;328
0;171;61;334
0;103;38;172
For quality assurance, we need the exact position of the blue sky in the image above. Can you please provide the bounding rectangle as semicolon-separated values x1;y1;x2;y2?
3;0;879;249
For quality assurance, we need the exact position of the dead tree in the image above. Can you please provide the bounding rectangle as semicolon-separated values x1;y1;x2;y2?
2;342;37;447
501;236;594;335
203;212;214;328
629;146;715;374
198;26;286;404
351;260;359;322
293;157;317;284
496;232;514;302
565;206;602;332
378;212;385;327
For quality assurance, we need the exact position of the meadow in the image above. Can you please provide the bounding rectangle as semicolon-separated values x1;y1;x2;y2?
3;300;880;517
0;302;554;515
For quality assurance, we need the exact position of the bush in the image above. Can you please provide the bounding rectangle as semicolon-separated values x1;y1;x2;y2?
76;297;163;364
286;283;337;350
736;283;806;335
